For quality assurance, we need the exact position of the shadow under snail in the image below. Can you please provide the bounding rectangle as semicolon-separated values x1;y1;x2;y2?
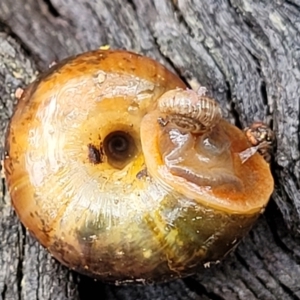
4;49;274;285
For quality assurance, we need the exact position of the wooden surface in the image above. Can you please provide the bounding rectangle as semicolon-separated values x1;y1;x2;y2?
0;0;300;299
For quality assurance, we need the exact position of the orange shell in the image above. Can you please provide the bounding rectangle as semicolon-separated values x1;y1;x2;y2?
4;49;273;284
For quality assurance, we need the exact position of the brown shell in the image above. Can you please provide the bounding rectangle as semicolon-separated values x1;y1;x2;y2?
4;49;274;284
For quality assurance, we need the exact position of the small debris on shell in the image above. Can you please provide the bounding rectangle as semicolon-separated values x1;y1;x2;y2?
48;61;57;68
99;45;110;50
15;87;24;100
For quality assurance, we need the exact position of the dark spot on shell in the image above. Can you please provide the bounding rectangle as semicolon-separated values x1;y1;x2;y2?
123;56;132;63
50;238;79;266
76;218;107;244
136;168;148;179
88;143;104;164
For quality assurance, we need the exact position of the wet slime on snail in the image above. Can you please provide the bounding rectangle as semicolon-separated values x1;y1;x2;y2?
4;49;274;284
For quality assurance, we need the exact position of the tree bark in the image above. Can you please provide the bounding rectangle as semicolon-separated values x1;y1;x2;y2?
0;0;299;299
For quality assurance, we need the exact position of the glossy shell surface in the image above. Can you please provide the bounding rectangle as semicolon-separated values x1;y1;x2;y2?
4;49;274;284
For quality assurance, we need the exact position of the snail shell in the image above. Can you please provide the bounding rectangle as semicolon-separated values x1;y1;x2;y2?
4;49;274;284
157;88;222;133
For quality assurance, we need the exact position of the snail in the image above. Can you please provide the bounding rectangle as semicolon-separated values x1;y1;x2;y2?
4;49;274;285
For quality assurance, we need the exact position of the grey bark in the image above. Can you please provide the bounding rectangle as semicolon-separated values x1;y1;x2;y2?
0;0;300;299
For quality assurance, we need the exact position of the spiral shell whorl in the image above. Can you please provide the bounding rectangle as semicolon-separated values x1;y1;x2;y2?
157;88;222;133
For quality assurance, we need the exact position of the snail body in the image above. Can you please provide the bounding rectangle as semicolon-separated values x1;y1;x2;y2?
4;49;273;284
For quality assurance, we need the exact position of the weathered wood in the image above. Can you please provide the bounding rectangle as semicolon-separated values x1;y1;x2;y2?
0;0;299;299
